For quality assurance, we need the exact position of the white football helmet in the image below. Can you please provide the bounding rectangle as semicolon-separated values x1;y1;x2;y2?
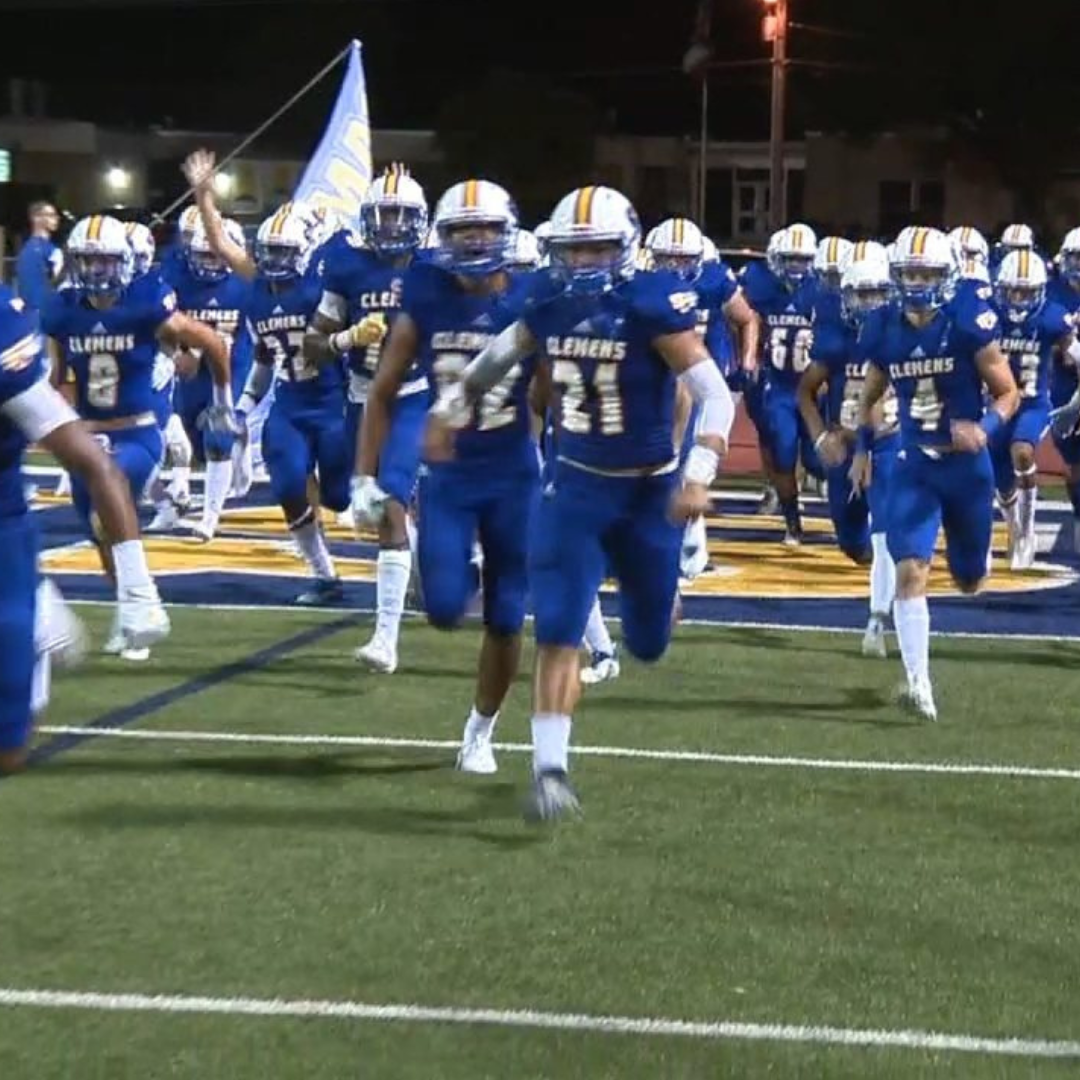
766;222;818;286
178;205;201;246
958;256;990;283
545;185;641;295
125;221;155;277
505;227;540;273
813;236;855;292
360;164;428;256
840;242;892;324
994;248;1048;323
255;207;309;279
999;223;1034;251
67;214;132;294
948;226;989;266
890;226;956;311
223;218;246;250
1057;227;1080;284
702;235;719;263
431;178;518;276
186;224;230;282
644;216;706;282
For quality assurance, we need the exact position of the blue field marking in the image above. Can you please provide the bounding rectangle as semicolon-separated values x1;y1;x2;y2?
18;613;361;773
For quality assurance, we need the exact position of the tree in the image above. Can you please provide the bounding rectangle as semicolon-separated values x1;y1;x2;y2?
435;71;602;224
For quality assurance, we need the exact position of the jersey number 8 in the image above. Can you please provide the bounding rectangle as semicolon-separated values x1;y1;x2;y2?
87;353;120;409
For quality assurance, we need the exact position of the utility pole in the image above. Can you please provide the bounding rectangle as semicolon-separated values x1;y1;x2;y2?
762;0;788;232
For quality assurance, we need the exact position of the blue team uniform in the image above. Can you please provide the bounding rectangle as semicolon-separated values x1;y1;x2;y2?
679;261;738;465
320;239;427;507
404;261;537;633
989;299;1071;495
810;299;899;561
42;274;173;533
246;268;350;512
167;264;254;459
740;260;823;477
857;294;1001;585
1047;274;1080;468
0;288;47;753
523;268;695;661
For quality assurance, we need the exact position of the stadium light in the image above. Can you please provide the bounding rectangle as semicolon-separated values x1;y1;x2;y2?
212;171;234;197
104;166;130;193
762;0;789;231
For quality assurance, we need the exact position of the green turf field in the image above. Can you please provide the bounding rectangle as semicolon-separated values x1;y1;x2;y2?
2;606;1079;1077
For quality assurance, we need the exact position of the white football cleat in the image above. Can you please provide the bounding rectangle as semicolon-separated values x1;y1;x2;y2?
118;585;171;652
145;502;181;533
897;677;937;722
354;635;398;674
861;616;887;659
580;651;621;685
36;578;88;669
456;736;497;774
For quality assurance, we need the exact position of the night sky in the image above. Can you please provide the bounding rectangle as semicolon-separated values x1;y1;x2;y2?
4;0;1079;152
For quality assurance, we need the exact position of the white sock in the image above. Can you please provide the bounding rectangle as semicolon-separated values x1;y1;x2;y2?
463;706;497;744
375;548;411;645
290;518;335;580
201;459;232;532
168;465;191;502
1017;470;1038;543
112;539;153;592
894;596;930;687
681;515;709;576
404;513;418;562
582;596;614;655
531;712;571;775
998;491;1019;536
869;532;895;620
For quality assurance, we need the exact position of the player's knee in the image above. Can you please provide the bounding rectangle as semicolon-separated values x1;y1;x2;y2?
622;620;671;664
953;575;984;596
423;581;470;631
894;557;929;598
840;540;872;566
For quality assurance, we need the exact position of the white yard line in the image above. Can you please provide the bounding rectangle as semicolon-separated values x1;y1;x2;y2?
36;726;1080;782
64;599;1080;642
0;987;1076;1059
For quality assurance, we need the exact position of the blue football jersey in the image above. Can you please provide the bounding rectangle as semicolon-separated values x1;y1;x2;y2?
42;274;178;422
857;294;1000;449
0;286;48;517
173;270;255;389
318;238;423;394
740;260;816;388
404;261;534;463
694;260;739;373
523;268;697;471
1047;274;1080;408
247;268;344;411
993;300;1072;406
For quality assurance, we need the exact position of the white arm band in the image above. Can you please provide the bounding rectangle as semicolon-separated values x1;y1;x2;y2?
317;291;347;324
211;382;233;408
461;320;534;399
681;359;735;443
1066;338;1080;366
0;378;79;443
680;360;734;487
238;361;274;413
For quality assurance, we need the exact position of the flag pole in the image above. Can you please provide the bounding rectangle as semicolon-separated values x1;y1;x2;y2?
153;42;354;224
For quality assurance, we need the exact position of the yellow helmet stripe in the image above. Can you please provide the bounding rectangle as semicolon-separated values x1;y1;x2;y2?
673;218;685;245
826;236;838;264
463;179;480;209
574;186;596;226
270;206;290;237
87;215;103;241
911;227;928;256
1019;248;1030;280
854;240;867;260
385;170;400;197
